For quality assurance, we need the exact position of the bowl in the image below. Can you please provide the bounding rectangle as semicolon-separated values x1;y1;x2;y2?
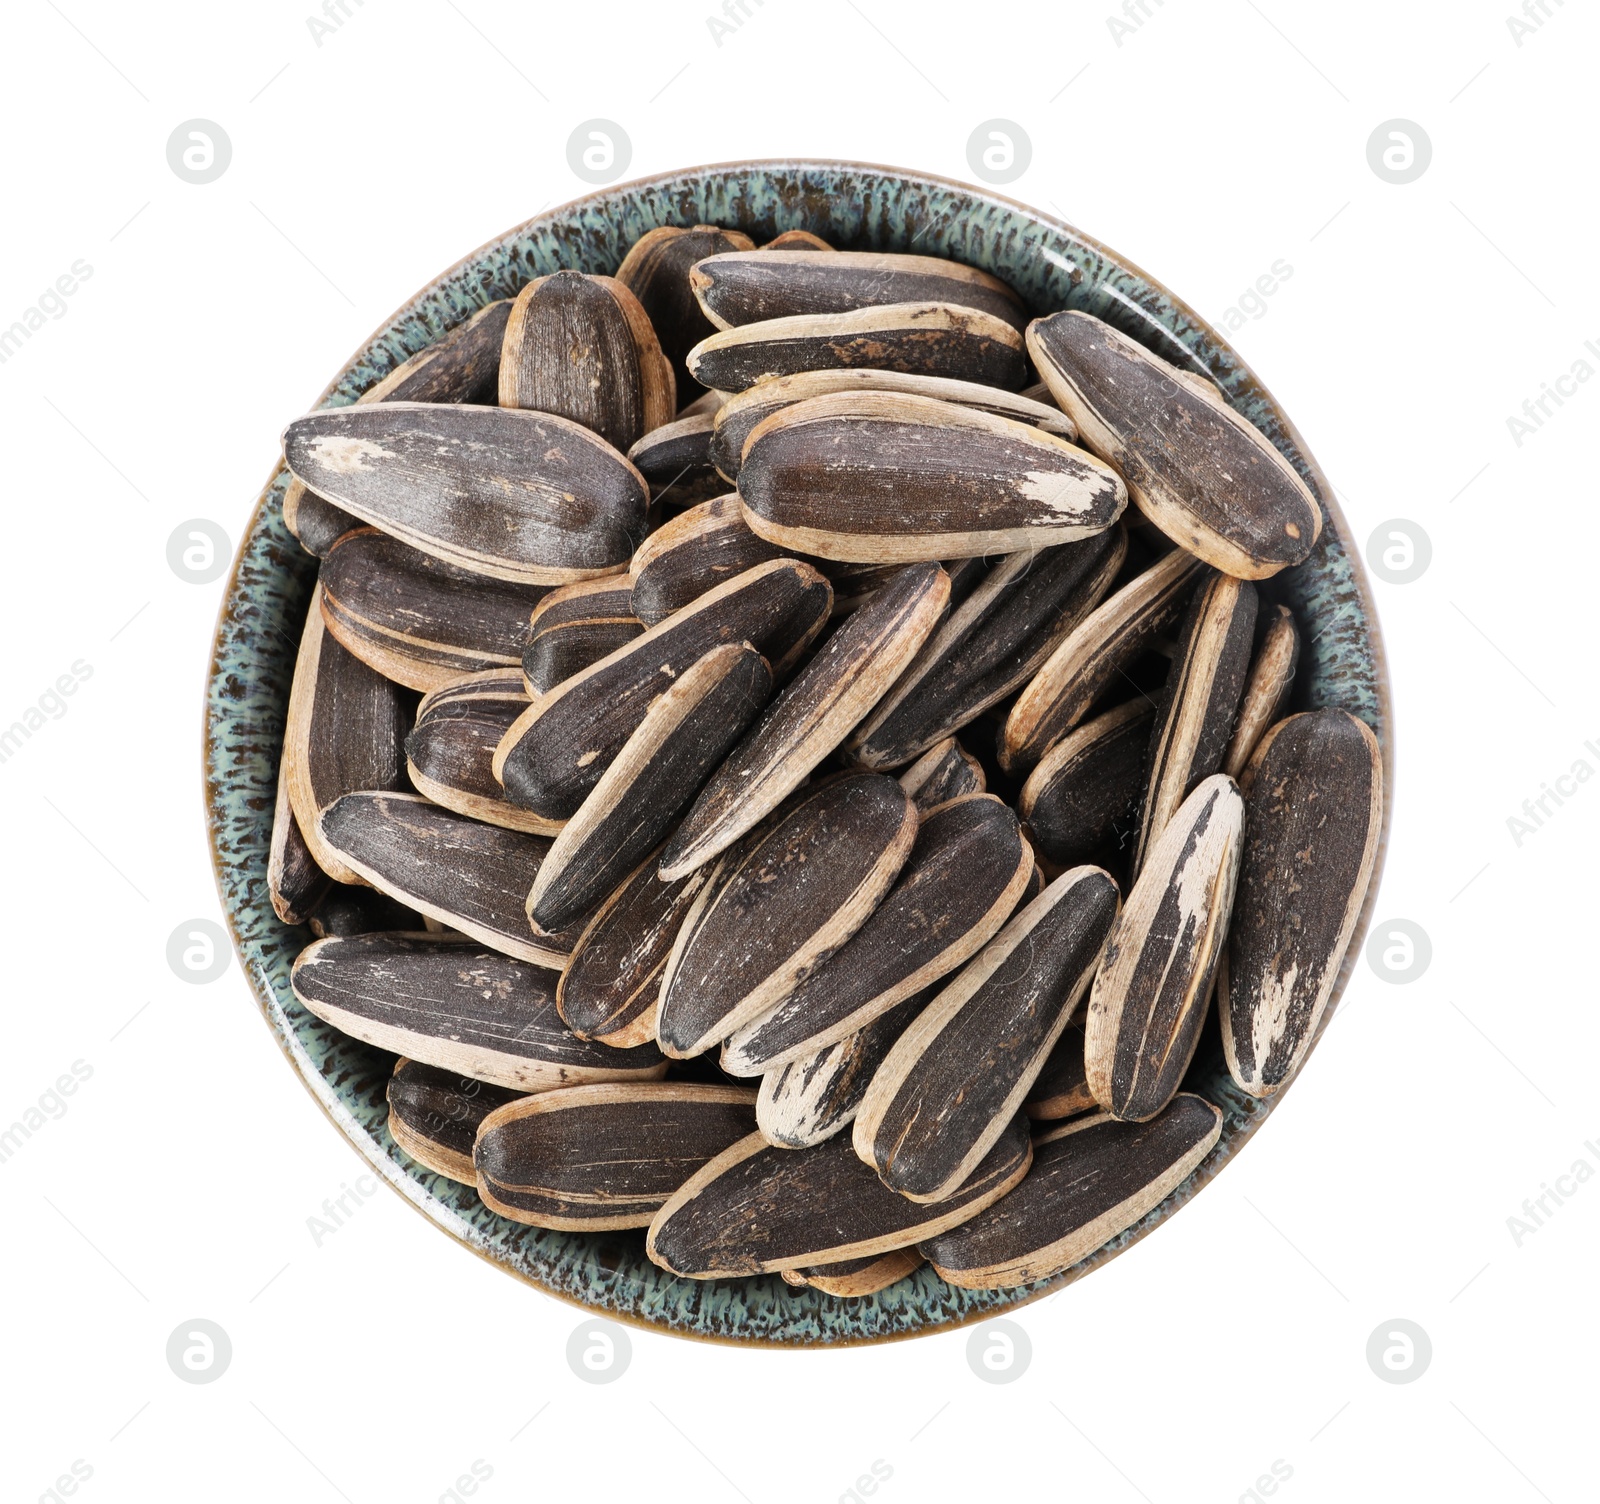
204;159;1392;1347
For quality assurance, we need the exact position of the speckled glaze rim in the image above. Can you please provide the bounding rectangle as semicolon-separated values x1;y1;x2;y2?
204;159;1392;1348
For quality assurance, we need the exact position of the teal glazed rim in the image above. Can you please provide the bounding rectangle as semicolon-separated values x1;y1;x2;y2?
204;160;1392;1348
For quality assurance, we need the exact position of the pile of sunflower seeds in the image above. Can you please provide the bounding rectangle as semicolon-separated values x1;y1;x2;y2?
271;222;1382;1296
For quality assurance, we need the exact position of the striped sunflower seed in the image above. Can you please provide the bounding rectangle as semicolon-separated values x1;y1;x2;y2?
898;735;985;815
1018;698;1154;869
386;1059;525;1185
268;767;331;926
625;410;726;512
1023;1019;1094;1120
1221;604;1300;779
787;1249;924;1298
626;495;783;626
761;230;833;250
522;578;643;696
305;885;425;939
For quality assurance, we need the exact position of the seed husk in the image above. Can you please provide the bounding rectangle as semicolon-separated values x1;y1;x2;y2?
1001;546;1204;774
281;402;649;585
318;527;549;693
1024;1020;1094;1120
719;793;1033;1075
1221;604;1300;779
920;1094;1222;1289
474;1081;758;1230
557;851;716;1047
854;866;1120;1203
1084;774;1243;1122
848;526;1127;770
794;1248;924;1298
527;644;773;933
814;559;910;617
627;495;783;625
1027;310;1322;578
497;559;831;820
625;412;725;511
615;224;758;399
762;230;833;250
306;885;427;938
284;586;414;886
736;392;1124;565
645;1111;1031;1278
292;931;665;1089
659;563;949;880
658;773;919;1058
316;791;595;967
283;488;361;559
1018;698;1153;867
387;1059;525;1185
708;368;1078;485
1221;709;1382;1098
898;736;985;815
269;767;331;925
685;302;1027;393
522;577;643;696
498;271;675;452
1132;572;1258;874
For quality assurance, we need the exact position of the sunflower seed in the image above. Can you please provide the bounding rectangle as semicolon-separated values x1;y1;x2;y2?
557;852;716;1047
1221;709;1382;1098
474;1081;758;1230
521;577;643;696
1132;571;1258;874
685;302;1027;393
690;249;1027;332
645;1112;1031;1278
269;767;331;925
1001;546;1203;774
658;773;919;1058
920;1094;1222;1289
387;1059;525;1185
736;392;1124;565
1018;698;1153;867
707;368;1078;485
814;559;910;617
762;230;833;250
305;885;426;938
284;586;413;886
627;495;783;625
854;866;1120;1203
615;224;757;398
1220;604;1300;779
793;1248;924;1298
292;931;665;1089
415;667;529;721
1027;310;1322;578
658;563;949;880
282;489;361;559
847;528;1127;770
898;736;985;814
281;402;649;585
527;644;773;933
625;412;725;511
496;559;831;819
719;793;1033;1075
498;272;675;452
1024;1020;1094;1120
317;791;595;967
1084;774;1243;1122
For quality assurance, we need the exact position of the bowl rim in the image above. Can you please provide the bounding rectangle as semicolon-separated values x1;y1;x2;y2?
205;156;1393;1348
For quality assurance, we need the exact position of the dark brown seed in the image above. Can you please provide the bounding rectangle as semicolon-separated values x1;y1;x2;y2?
522;578;643;696
283;488;360;559
685;302;1027;393
1132;572;1258;874
644;1112;1031;1278
627;496;783;625
406;685;561;836
658;774;919;1058
1221;710;1382;1097
708;368;1077;485
527;645;773;933
292;931;665;1089
762;230;833;250
658;564;949;880
1085;775;1243;1122
269;767;331;925
796;1248;924;1298
1221;605;1300;779
848;527;1127;770
317;792;595;967
497;559;831;819
1027;310;1322;578
306;885;426;938
854;866;1120;1203
1019;699;1154;867
625;413;725;511
615;225;758;399
557;852;716;1047
415;667;528;720
1001;547;1204;773
281;403;649;585
498;272;675;451
814;559;910;617
920;1094;1222;1289
318;528;549;693
719;793;1033;1075
1024;1020;1094;1120
387;1059;525;1185
475;1082;758;1230
284;586;413;886
898;736;985;814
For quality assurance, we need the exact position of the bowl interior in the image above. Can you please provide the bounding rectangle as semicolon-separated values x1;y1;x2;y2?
205;160;1390;1346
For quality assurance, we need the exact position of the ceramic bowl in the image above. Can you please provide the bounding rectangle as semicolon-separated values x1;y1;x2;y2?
204;159;1392;1347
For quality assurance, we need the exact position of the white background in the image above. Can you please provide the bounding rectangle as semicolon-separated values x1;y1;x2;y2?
1;1;1595;1500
